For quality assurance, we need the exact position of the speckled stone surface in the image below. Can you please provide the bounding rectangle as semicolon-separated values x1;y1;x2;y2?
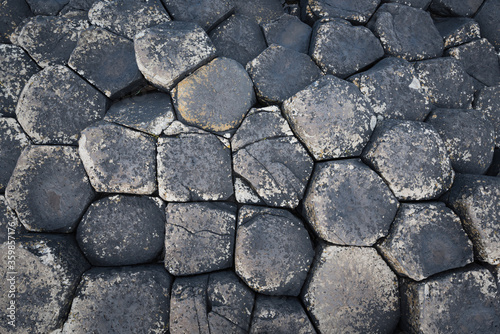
262;14;312;54
0;0;32;44
434;17;481;49
474;85;500;147
301;0;381;24
474;0;500;51
0;118;30;192
162;0;234;31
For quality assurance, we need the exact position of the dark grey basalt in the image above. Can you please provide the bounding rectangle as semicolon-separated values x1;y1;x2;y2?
434;17;481;49
26;0;69;15
262;14;312;54
382;0;431;9
5;145;95;232
232;0;284;24
235;206;314;296
59;0;96;15
474;0;500;51
0;234;90;334
474;85;500;147
0;118;30;193
0;195;23;243
429;0;483;16
301;0;381;24
62;265;172;333
164;202;236;276
0;0;32;43
310;18;384;78
162;0;234;31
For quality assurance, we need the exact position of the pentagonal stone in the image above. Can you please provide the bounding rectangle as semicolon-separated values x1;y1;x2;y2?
303;159;399;246
301;0;381;24
88;0;170;40
62;265;172;334
209;14;267;66
79;121;157;194
246;44;322;105
474;0;500;51
400;266;500;333
262;14;312;54
350;57;431;121
302;245;400;334
474;85;500;147
434;17;481;49
429;0;483;16
232;106;314;208
378;202;474;281
16;65;107;145
0;118;30;193
26;0;69;15
283;75;376;160
362;120;454;200
310;19;384;78
382;0;431;8
232;0;284;24
367;3;443;61
104;92;175;136
68;27;143;99
5;146;95;232
426;109;495;174
235;206;314;296
164;202;236;276
445;174;500;265
0;0;32;43
0;234;90;334
0;195;23;243
162;0;233;31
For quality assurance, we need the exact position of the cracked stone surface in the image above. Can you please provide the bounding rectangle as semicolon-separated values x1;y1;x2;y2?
301;0;381;24
262;14;312;54
474;85;500;147
434;17;481;49
0;118;30;193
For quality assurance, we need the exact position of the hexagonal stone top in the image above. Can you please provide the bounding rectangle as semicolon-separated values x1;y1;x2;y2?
0;118;30;192
302;0;381;24
162;0;234;31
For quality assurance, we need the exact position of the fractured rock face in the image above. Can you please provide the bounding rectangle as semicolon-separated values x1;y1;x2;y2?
0;118;30;193
301;0;381;24
434;17;481;49
262;14;312;54
474;85;500;147
162;0;234;31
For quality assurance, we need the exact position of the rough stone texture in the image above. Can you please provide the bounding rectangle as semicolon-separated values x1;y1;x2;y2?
303;159;399;246
134;21;216;91
62;265;172;334
382;0;431;8
59;0;97;14
79;121;157;195
474;0;500;51
231;106;314;208
77;195;165;266
0;118;30;193
88;0;170;40
5;145;94;232
26;0;69;15
262;14;312;54
310;19;384;79
0;234;90;334
434;17;481;49
367;3;444;61
429;0;483;16
362;120;454;200
302;245;400;334
250;295;316;334
300;0;381;24
400;266;500;333
0;0;32;43
164;202;236;276
426;108;495;174
378;202;474;281
474;85;500;147
16;65;107;145
246;45;322;105
232;0;284;24
0;195;23;243
350;57;431;121
235;206;314;296
162;0;233;31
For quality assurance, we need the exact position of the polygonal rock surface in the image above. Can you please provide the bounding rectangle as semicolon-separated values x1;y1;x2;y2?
0;195;22;243
426;109;495;174
301;0;381;24
27;0;69;15
62;265;172;334
68;27;144;98
400;266;500;333
16;65;107;145
474;85;500;147
162;0;234;31
59;0;96;14
172;57;255;135
246;45;322;105
303;159;399;246
6;145;95;232
302;245;400;334
383;0;431;8
77;195;165;266
429;0;483;16
164;202;236;276
310;19;384;78
474;0;500;51
232;0;284;24
134;21;216;91
362;120;454;200
350;57;431;121
88;0;171;40
0;234;90;334
231;106;314;208
367;3;444;61
283;75;376;160
262;14;312;54
0;118;30;193
235;206;314;296
0;0;32;43
434;17;481;49
378;202;474;281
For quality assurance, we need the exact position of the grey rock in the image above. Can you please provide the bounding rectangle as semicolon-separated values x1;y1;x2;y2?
310;19;384;78
362;120;454;200
0;234;90;334
382;0;431;9
0;118;30;193
26;0;69;15
235;206;314;296
233;0;284;24
0;0;32;43
430;0;484;17
300;0;381;24
475;0;500;51
434;17;481;49
246;44;322;105
5;145;94;232
59;0;97;14
162;0;233;31
0;195;23;243
262;14;312;54
62;265;172;334
79;121;157;195
474;85;500;147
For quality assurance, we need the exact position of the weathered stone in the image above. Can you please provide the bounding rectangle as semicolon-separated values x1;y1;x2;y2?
26;0;69;15
16;65;107;145
79;121;157;194
0;0;32;43
474;0;500;51
0;118;30;193
487;148;500;176
378;202;474;281
362;120;454;200
262;14;312;54
301;0;381;24
434;17;481;49
283;75;376;160
134;21;216;91
233;0;284;24
426;109;495;174
0;195;23;243
232;106;314;208
367;3;444;61
310;19;384;78
246;45;322;105
382;0;431;9
62;265;172;333
59;0;97;14
302;245;400;334
235;206;314;296
350;57;431;121
474;85;500;147
162;0;233;31
5;145;94;232
429;0;483;16
0;234;90;333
